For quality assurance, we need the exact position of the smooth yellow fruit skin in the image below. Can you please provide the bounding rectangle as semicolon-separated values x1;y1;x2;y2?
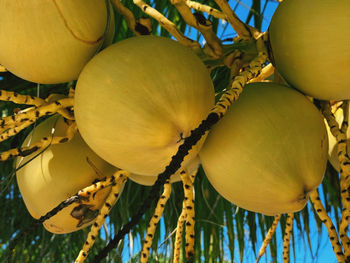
16;116;117;234
75;36;215;176
129;172;181;186
199;82;328;216
129;157;200;186
0;0;108;84
269;0;350;100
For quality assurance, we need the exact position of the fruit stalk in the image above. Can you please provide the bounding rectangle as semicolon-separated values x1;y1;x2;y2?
140;180;171;263
214;0;256;38
0;97;74;131
0;121;77;161
212;51;267;118
180;170;196;260
170;0;223;57
173;168;197;263
111;0;139;35
133;0;200;49
256;214;281;263
0;91;73;135
75;171;129;263
248;63;274;83
0;90;46;107
322;102;350;259
173;200;187;263
282;213;294;263
185;1;226;20
309;189;345;263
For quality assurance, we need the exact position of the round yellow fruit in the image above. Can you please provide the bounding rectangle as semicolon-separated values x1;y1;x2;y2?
0;0;109;84
16;116;117;234
268;0;350;100
129;157;200;186
74;36;215;176
199;82;328;216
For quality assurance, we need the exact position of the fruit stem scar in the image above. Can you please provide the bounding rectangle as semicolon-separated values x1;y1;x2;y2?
176;132;184;143
52;0;104;45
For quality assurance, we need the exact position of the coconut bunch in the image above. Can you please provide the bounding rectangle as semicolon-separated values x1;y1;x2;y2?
0;0;350;262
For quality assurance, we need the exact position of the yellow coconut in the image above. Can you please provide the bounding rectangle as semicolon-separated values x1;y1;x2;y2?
74;36;215;176
325;106;350;172
129;157;200;186
16;116;117;234
0;0;109;84
268;0;350;100
199;82;328;216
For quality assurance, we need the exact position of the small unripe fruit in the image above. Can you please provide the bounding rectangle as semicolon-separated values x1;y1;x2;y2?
16;116;117;234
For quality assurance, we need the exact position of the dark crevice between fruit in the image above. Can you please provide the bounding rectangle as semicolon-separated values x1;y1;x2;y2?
135;22;151;35
71;204;99;227
265;29;275;66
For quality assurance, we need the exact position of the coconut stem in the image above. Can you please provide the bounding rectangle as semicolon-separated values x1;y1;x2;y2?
322;101;350;260
45;93;75;120
170;0;222;57
111;0;139;35
0;120;77;161
0;90;51;135
140;180;172;263
212;51;267;118
185;1;226;20
0;97;74;144
75;170;129;263
133;0;200;50
179;170;196;260
249;63;274;83
282;213;294;263
173;168;197;263
256;214;281;263
0;89;46;107
35;173;117;225
214;0;258;38
173;200;187;263
309;189;346;263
